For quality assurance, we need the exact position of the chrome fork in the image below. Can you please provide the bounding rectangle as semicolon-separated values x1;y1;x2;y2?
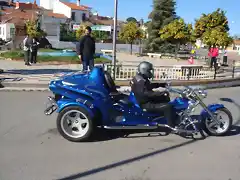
196;97;221;125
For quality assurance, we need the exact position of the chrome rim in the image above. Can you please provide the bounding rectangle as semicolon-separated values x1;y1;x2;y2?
60;110;89;139
206;110;230;134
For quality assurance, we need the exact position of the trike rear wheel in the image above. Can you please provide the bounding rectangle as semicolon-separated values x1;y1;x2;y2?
57;106;94;142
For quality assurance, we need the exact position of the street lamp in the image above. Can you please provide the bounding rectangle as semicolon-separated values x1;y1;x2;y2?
0;11;3;73
112;0;118;80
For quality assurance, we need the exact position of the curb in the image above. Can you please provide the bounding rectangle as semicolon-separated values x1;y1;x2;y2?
0;77;240;88
0;87;49;92
2;77;240;88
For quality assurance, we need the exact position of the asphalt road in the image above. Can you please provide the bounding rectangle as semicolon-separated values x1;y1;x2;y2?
0;88;240;180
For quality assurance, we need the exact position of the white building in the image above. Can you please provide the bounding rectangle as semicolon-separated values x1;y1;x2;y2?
41;10;67;36
39;0;91;37
0;23;15;41
195;39;206;48
40;0;90;25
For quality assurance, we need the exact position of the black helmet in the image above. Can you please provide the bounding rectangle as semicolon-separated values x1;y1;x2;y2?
137;61;154;79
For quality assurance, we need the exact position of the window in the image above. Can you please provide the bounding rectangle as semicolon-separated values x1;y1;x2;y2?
10;28;15;36
82;13;86;21
0;27;1;35
71;12;75;21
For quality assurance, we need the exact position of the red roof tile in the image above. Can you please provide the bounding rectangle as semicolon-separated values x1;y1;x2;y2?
1;9;38;26
61;2;88;11
46;11;67;18
89;16;124;26
234;40;240;45
15;2;39;10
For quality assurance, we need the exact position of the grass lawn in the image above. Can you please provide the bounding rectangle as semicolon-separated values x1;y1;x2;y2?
0;49;111;64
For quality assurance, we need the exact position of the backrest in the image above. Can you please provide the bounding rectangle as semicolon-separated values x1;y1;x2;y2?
104;71;117;92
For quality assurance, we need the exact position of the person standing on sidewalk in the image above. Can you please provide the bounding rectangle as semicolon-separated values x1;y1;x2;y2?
30;38;39;64
222;47;228;66
208;45;219;69
76;26;96;72
23;35;31;66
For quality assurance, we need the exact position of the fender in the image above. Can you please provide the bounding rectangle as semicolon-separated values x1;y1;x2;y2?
200;103;224;118
56;99;97;119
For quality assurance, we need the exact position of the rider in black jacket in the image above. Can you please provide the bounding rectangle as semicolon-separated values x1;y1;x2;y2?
130;61;175;127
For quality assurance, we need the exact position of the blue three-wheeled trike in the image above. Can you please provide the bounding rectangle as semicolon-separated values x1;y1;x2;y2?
44;66;233;142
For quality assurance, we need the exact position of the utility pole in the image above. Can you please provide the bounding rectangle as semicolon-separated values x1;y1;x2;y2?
112;0;118;80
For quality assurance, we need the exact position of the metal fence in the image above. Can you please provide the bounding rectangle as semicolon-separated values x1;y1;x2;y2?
105;64;215;81
105;60;240;81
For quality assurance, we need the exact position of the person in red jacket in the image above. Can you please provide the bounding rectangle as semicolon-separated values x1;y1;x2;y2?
208;46;219;69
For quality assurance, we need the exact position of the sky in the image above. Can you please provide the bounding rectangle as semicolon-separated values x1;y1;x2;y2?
28;0;239;35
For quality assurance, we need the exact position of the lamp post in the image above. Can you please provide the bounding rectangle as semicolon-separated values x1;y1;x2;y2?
112;0;118;80
0;10;3;73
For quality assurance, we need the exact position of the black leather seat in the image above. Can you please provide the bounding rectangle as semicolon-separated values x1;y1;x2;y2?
104;71;134;106
104;71;120;94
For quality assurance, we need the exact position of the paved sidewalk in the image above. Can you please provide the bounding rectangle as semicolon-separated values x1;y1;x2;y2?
0;54;206;85
116;53;206;66
0;59;81;84
0;55;237;86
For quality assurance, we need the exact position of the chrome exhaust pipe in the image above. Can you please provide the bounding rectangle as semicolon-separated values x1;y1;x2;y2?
157;124;197;134
103;124;196;134
103;125;158;130
44;96;58;115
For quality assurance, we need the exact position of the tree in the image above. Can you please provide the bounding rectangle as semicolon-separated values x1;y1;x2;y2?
60;23;76;41
159;18;194;57
25;19;46;38
194;8;231;47
118;21;145;54
202;27;233;47
92;31;109;42
145;0;177;53
75;22;92;39
144;21;151;26
126;17;137;23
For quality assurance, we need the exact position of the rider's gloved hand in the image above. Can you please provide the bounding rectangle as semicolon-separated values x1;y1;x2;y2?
157;82;168;88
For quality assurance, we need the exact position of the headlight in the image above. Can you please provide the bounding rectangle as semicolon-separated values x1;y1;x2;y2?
188;100;196;112
198;90;207;98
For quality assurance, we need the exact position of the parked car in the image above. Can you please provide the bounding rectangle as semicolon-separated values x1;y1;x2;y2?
38;37;52;49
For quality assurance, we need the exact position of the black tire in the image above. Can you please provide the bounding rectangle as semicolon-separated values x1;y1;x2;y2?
56;106;94;142
202;107;233;136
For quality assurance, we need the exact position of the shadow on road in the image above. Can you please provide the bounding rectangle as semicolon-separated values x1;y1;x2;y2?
220;97;240;125
56;124;240;180
4;69;78;75
57;139;196;180
225;125;240;136
54;97;240;179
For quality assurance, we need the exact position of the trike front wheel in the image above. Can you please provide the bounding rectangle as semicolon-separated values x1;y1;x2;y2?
57;106;94;142
203;107;233;136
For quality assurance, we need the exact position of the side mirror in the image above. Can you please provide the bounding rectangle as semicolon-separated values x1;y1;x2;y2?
166;80;171;88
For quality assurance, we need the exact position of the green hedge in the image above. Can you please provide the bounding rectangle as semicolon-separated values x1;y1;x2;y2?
0;50;111;64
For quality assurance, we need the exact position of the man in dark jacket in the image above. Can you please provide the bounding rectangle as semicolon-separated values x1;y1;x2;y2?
76;26;96;71
23;35;31;66
30;38;39;64
130;61;175;127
